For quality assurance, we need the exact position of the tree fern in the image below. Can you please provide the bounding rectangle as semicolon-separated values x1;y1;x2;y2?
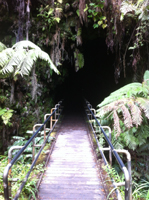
0;40;60;78
120;1;136;17
121;0;149;21
96;70;149;137
127;99;142;127
0;48;14;69
1;50;26;75
113;110;121;136
97;82;149;108
136;97;149;119
96;98;143;136
121;104;133;129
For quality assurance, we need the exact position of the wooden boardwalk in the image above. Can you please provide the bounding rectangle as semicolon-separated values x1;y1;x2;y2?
38;108;107;200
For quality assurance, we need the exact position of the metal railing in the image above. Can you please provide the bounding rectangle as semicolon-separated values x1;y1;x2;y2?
3;101;63;200
85;100;132;200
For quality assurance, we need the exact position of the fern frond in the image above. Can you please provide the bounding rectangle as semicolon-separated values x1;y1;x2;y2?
12;40;41;51
0;42;6;52
113;110;121;137
120;1;136;16
2;50;26;74
97;83;142;108
15;49;36;76
136;97;149;119
96;102;115;117
14;40;59;75
127;99;142;127
0;48;14;68
39;50;60;74
0;40;60;77
121;104;133;128
143;70;149;86
124;133;138;150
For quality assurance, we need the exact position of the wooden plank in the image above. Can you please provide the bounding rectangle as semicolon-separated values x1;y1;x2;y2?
38;112;107;200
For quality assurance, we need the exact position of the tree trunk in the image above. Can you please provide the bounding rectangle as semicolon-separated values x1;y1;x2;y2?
26;0;30;41
16;0;25;42
10;79;15;104
31;64;38;102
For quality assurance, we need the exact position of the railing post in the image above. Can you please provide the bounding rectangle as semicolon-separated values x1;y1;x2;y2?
115;149;132;200
44;114;51;141
102;126;112;166
50;108;53;130
32;124;43;163
3;164;11;200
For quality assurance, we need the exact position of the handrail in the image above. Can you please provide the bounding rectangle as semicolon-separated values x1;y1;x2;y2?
3;101;63;200
85;100;132;200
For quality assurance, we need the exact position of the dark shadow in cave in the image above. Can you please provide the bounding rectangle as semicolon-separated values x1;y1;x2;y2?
55;38;126;111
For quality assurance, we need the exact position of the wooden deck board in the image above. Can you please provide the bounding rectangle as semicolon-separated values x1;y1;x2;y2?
38;112;107;200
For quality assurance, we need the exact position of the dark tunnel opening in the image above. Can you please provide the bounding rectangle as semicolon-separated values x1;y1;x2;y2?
55;37;126;111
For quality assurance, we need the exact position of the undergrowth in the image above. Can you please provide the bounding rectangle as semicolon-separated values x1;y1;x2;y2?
0;133;55;199
103;164;149;200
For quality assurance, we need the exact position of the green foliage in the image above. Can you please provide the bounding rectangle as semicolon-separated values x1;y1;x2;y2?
0;155;45;199
120;0;149;50
132;179;149;200
103;165;125;199
86;1;107;29
103;164;149;199
96;70;149;150
74;49;84;72
0;95;7;103
95;70;149;198
0;42;6;52
144;70;149;86
0;40;60;78
0;155;7;196
8;134;52;163
37;5;61;32
0;130;54;199
0;108;13;125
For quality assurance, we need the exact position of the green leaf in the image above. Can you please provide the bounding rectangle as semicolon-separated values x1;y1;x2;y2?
98;21;103;26
129;46;136;50
1;109;13;125
54;17;61;23
48;8;54;16
0;108;7;116
102;24;107;29
137;0;144;7
57;0;62;3
120;13;124;21
99;4;104;8
88;9;93;13
84;4;88;12
76;9;79;16
93;12;98;16
89;3;95;6
93;23;99;29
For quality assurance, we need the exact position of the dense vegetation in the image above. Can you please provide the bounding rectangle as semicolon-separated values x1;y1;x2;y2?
0;0;149;199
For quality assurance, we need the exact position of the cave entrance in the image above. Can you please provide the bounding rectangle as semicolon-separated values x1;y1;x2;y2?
55;32;125;109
